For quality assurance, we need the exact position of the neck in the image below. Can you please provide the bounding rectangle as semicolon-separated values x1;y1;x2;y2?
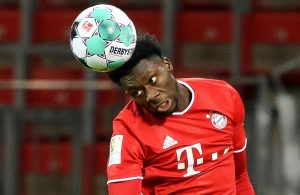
177;82;191;112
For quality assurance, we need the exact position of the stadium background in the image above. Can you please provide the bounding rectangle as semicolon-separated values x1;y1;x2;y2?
0;0;300;194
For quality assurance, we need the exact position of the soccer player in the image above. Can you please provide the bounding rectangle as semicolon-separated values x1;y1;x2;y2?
106;34;255;194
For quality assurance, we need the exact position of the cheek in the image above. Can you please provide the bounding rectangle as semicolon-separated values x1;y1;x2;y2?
167;79;178;94
161;74;176;90
133;97;146;106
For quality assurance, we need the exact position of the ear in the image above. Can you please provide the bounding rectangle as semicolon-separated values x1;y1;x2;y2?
163;57;173;71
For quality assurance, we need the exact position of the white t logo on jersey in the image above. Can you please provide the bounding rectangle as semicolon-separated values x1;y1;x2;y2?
176;143;203;177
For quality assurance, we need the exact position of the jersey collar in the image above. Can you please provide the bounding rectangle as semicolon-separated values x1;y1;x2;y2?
172;80;195;116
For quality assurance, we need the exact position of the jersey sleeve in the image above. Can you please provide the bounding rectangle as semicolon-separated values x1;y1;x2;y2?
232;89;247;153
108;179;142;195
107;119;144;184
234;151;255;195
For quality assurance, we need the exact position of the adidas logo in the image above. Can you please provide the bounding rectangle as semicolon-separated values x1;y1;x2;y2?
163;135;178;149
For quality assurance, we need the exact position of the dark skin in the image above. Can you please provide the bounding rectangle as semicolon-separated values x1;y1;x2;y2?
119;56;191;116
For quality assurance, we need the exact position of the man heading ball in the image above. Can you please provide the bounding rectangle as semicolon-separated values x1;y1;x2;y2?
106;34;255;195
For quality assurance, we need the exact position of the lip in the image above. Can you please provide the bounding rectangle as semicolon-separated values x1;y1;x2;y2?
156;100;171;112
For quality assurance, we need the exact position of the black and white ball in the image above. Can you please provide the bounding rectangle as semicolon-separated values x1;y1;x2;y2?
70;4;137;72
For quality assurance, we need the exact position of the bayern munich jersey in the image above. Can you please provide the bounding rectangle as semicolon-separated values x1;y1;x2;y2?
107;78;248;195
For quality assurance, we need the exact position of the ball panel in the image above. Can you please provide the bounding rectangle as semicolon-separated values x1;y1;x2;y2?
70;21;80;39
120;26;135;47
91;7;112;21
108;60;124;70
104;41;135;62
99;19;121;41
86;35;106;55
109;5;132;25
77;18;98;38
86;55;107;71
71;38;87;58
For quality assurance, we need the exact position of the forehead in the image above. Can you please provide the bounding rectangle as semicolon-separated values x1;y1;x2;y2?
120;58;163;88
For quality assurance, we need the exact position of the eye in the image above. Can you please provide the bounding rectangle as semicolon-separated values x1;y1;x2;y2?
132;89;143;97
149;76;157;84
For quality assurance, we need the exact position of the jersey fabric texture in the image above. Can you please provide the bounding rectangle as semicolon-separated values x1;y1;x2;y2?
107;78;247;195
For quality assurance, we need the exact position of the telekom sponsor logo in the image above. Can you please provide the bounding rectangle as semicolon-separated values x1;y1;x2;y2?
176;143;203;177
176;143;230;177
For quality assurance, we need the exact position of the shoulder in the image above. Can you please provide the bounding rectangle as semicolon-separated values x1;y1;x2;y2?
180;77;228;85
114;100;140;123
112;100;148;133
179;78;237;94
179;78;242;118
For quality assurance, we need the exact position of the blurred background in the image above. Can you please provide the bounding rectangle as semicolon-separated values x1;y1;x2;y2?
0;0;300;194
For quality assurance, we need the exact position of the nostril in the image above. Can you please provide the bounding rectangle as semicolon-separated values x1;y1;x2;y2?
146;91;159;102
145;85;160;102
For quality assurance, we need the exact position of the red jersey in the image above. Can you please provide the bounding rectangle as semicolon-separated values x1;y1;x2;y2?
107;78;247;195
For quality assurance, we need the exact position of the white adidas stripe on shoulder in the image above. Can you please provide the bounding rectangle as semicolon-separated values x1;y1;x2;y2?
107;176;143;184
234;138;247;153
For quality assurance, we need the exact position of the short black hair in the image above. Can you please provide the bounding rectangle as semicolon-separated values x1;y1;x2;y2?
107;34;163;85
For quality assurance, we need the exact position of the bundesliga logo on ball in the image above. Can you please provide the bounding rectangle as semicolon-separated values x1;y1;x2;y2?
70;4;137;72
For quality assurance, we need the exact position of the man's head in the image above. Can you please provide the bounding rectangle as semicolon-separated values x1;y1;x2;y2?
107;34;185;116
107;34;163;85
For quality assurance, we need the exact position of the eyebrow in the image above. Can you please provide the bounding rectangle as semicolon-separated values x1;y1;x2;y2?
126;85;140;91
125;87;142;96
120;74;136;87
121;80;141;92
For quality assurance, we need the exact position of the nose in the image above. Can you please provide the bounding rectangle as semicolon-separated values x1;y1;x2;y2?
145;85;159;102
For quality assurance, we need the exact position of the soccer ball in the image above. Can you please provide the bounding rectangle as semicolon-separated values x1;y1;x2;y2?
70;4;137;72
